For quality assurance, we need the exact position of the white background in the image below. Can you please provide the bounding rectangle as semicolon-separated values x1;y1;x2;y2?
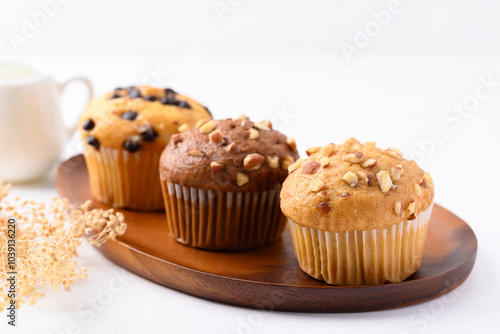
1;0;500;333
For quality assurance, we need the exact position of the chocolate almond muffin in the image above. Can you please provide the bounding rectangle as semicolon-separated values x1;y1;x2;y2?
159;116;299;250
79;85;211;210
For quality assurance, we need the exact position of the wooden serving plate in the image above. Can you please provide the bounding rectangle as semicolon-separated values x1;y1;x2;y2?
56;155;477;312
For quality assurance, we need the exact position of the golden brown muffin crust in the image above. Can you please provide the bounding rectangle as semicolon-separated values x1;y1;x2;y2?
78;86;211;152
280;138;434;232
159;116;300;192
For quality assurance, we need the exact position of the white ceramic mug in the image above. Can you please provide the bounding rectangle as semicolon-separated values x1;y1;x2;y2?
0;60;93;182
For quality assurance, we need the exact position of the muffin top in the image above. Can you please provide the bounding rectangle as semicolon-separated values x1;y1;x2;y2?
159;116;300;192
280;138;434;232
79;86;211;152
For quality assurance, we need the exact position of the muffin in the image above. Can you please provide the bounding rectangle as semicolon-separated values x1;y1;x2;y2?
280;138;435;285
79;85;211;210
159;116;299;250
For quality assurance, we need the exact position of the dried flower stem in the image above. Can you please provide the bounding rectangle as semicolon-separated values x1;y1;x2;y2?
0;181;127;310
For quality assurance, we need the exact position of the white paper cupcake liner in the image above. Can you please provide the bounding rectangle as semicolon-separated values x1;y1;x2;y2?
84;147;164;210
289;203;434;285
161;182;287;250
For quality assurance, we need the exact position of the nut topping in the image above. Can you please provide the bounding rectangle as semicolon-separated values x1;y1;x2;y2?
240;119;252;128
407;200;416;215
225;142;235;152
287;159;303;173
236;172;249;186
366;173;375;187
364;141;376;147
390;165;404;181
341;192;350;199
376;170;392;193
362;159;377;168
189;149;204;157
317;191;327;197
306;146;321;156
171;134;182;145
248;128;259;139
178;123;189;132
253;120;271;131
320;143;336;157
282;155;295;170
195;118;210;128
236;114;246;120
209;129;225;144
266;156;279;169
358;171;375;187
423;172;434;188
419;177;427;188
394;202;402;217
319;157;330;168
243;153;265;170
415;183;422;196
199;120;217;134
385;147;403;159
342;171;359;187
286;137;297;151
344;143;361;153
343;152;364;163
210;161;224;174
316;202;331;215
302;161;320;174
309;179;325;192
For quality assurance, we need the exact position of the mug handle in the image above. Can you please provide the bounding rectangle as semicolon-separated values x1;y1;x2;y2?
58;77;94;138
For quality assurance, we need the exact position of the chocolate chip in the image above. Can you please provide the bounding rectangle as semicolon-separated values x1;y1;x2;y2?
85;135;99;149
160;97;177;105
121;111;138;121
164;88;176;96
123;136;142;152
82;119;95;131
145;96;157;102
109;93;120;99
177;100;191;109
128;88;141;99
140;126;158;142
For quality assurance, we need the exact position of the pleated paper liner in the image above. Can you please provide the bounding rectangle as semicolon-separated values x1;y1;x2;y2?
84;147;164;211
289;203;434;286
161;181;287;250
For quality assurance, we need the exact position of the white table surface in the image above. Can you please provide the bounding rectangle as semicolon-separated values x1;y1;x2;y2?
2;54;499;334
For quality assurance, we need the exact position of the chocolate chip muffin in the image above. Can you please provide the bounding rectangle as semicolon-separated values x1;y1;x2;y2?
280;138;435;285
159;116;299;250
79;85;211;210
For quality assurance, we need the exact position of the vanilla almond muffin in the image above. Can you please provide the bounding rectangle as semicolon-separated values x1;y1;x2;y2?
159;116;299;250
280;138;435;285
79;85;211;210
